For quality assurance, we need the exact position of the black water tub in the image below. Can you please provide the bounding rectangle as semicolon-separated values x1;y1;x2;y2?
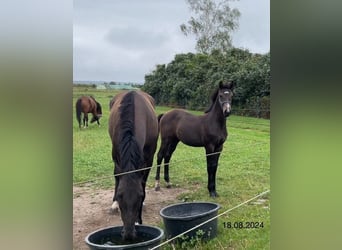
85;225;164;250
160;202;220;241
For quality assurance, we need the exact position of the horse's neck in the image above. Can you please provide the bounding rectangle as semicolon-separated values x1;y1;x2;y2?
206;100;225;124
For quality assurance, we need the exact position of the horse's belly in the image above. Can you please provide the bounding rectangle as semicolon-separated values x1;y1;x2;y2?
183;140;203;147
177;129;203;147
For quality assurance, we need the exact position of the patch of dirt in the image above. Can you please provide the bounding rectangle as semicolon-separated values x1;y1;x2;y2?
73;186;187;250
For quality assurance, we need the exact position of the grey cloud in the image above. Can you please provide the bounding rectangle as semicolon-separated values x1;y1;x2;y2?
105;26;168;50
74;0;269;82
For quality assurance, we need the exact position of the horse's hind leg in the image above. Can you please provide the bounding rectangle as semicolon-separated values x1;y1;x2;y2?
155;139;173;190
110;174;120;214
155;144;166;191
155;138;178;190
84;114;88;128
163;140;179;188
78;114;81;129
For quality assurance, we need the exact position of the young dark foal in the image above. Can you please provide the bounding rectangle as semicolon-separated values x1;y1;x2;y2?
155;81;234;197
109;91;159;241
75;96;102;128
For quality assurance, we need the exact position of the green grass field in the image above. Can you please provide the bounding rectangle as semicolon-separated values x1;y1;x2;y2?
73;86;270;249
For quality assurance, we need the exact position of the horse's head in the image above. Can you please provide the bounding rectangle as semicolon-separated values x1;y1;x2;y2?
116;175;144;241
90;102;103;123
96;101;102;118
218;80;235;117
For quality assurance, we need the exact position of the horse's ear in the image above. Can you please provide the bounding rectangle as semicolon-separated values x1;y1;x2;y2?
219;80;235;90
228;80;235;90
219;80;224;89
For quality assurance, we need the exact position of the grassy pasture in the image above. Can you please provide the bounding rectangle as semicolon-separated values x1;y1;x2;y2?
73;86;270;249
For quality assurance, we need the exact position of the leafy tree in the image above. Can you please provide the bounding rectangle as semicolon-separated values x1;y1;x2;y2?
180;0;240;54
142;49;270;118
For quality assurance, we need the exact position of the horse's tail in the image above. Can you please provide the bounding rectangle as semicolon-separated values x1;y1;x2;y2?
157;114;164;132
157;113;164;123
75;98;82;128
118;91;144;173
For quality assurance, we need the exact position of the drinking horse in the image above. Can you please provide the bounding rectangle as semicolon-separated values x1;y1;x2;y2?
155;81;234;197
109;91;159;240
75;96;102;128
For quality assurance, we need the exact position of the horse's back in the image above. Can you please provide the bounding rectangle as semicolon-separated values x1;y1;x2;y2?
160;109;204;133
109;91;158;147
160;107;227;147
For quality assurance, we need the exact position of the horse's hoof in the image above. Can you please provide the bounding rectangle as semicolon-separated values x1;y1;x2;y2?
110;201;120;214
155;186;160;191
209;192;219;198
166;183;172;189
109;207;120;215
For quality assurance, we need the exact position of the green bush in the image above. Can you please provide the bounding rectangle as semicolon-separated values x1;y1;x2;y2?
142;48;270;117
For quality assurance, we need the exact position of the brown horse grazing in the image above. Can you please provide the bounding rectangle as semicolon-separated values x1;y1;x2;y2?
155;81;235;197
75;96;102;128
108;91;159;241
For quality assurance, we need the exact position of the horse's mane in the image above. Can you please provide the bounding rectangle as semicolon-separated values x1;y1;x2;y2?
204;87;220;113
117;91;144;174
95;101;102;113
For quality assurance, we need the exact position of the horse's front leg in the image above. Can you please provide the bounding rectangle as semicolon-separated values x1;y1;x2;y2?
138;170;149;224
137;191;145;225
206;145;223;197
136;197;143;225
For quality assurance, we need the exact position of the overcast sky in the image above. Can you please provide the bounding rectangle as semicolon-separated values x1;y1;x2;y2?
73;0;269;83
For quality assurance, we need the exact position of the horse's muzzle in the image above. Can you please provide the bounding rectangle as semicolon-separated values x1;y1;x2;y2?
121;227;137;241
222;103;231;117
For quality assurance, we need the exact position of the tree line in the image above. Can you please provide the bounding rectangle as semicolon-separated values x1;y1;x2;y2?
142;48;270;118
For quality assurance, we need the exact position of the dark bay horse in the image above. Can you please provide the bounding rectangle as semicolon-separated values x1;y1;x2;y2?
108;91;159;241
75;96;102;128
155;81;235;197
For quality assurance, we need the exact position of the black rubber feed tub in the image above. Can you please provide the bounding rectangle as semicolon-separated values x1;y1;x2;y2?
85;225;164;250
160;202;220;241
